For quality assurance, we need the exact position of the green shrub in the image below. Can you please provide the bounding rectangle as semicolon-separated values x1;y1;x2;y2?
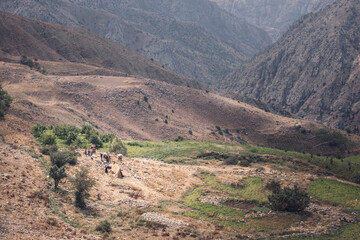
223;156;239;165
49;165;66;190
268;185;310;212
100;133;115;143
0;83;12;120
54;124;69;140
96;220;112;233
90;134;103;148
41;144;58;155
32;124;46;138
109;137;127;155
50;151;77;167
41;133;56;145
73;136;88;149
66;132;77;145
70;167;95;209
81;124;93;135
239;159;250;167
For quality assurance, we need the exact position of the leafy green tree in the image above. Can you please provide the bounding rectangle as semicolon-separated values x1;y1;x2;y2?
41;133;56;145
70;167;95;209
66;131;77;145
90;134;103;148
73;136;88;149
109;137;127;155
50;151;77;167
0;83;12;120
100;133;116;143
32;124;47;138
49;165;66;190
54;124;69;140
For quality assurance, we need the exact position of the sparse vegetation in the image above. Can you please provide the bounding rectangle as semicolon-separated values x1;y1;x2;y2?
95;220;112;233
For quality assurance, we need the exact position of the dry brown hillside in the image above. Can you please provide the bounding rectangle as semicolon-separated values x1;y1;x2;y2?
0;11;200;89
1;60;359;156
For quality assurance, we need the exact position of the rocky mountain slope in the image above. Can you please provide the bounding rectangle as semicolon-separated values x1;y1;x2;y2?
210;0;335;41
0;11;200;88
222;0;360;134
0;0;271;84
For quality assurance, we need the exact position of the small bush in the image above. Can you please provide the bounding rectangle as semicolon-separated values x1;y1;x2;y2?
174;136;184;142
66;132;77;145
268;185;310;212
49;165;66;190
41;145;58;155
70;167;95;209
54;124;70;140
100;133;115;143
90;134;103;148
81;124;93;135
96;220;112;233
73;136;88;149
32;124;46;138
223;156;239;165
50;151;77;167
20;55;34;68
0;83;12;120
41;133;56;145
109;137;127;155
239;160;250;167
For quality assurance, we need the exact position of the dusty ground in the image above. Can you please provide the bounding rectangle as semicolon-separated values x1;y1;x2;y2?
0;115;358;239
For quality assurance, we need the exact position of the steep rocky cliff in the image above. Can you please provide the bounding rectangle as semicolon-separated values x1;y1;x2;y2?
223;0;360;133
210;0;335;41
0;0;271;84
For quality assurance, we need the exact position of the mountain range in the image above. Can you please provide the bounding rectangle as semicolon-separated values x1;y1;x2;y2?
222;0;360;133
0;0;271;84
210;0;335;41
0;10;200;88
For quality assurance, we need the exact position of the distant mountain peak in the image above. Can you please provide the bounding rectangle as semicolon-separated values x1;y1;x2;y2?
222;0;360;134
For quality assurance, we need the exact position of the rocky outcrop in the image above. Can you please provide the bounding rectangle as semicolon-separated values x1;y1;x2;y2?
222;0;360;133
210;0;335;41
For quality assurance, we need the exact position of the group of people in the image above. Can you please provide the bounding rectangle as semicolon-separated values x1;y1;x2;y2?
83;146;124;178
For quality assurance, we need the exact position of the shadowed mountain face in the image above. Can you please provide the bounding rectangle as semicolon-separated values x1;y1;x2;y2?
0;0;271;85
222;0;360;134
210;0;335;41
0;11;200;88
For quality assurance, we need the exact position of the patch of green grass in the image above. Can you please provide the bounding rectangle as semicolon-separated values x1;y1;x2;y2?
345;155;360;164
244;145;360;181
125;141;242;162
184;186;245;219
288;223;360;239
200;173;268;203
308;178;360;210
183;211;303;232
